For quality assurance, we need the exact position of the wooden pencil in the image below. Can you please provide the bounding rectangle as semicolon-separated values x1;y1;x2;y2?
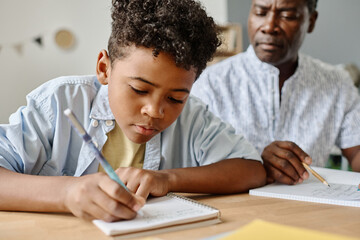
302;162;330;187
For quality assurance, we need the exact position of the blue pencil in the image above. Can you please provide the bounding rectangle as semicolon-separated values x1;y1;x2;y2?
64;108;129;192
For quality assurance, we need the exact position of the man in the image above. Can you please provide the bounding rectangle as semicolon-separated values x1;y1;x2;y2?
192;0;360;185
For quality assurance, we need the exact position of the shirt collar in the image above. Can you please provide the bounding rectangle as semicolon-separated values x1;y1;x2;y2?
89;84;115;120
246;45;279;75
246;45;306;79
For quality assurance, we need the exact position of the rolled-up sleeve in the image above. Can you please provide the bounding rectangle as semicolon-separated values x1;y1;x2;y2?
0;101;54;173
0;75;98;175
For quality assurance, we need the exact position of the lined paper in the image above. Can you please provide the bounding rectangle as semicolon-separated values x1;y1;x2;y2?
250;167;360;207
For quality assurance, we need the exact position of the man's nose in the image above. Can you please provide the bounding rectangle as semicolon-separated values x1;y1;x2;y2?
261;12;279;34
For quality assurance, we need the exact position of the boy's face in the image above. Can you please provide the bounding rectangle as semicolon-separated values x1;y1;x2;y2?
96;46;196;144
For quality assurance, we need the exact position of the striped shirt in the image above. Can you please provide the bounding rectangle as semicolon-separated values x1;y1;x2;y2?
191;46;360;167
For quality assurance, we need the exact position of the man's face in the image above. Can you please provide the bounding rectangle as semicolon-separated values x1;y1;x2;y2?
248;0;317;67
97;46;196;144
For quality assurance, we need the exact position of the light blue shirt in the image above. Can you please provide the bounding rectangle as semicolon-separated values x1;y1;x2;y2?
192;46;360;167
0;75;261;176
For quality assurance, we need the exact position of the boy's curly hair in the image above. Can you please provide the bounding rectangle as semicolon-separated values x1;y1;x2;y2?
108;0;221;77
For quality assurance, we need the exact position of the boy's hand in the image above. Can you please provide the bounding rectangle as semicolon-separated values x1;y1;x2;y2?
115;167;170;199
261;141;312;185
63;172;145;222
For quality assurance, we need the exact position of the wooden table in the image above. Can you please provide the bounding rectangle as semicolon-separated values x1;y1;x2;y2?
1;193;359;240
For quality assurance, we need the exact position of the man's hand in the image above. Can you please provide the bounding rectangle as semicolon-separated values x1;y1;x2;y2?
261;141;312;185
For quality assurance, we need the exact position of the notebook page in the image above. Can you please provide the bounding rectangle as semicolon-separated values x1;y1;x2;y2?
250;167;360;207
93;193;219;236
311;167;360;185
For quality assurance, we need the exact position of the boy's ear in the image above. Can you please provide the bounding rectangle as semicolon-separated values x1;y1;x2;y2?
96;49;111;85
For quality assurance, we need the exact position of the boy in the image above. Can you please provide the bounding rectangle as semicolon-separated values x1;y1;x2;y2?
0;0;266;222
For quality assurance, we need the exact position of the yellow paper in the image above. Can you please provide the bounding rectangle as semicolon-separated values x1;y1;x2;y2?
221;219;358;240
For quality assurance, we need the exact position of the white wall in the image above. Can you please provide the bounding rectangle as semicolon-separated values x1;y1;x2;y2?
301;0;360;68
0;0;111;123
0;0;227;123
200;0;228;24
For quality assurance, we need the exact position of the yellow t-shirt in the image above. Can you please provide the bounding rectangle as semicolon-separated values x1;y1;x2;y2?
98;122;145;172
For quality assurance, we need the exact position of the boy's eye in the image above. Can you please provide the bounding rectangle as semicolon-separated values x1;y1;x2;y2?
168;97;184;104
130;85;184;104
130;86;147;95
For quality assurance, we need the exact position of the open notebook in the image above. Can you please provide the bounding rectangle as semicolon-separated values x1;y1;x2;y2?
93;193;221;238
250;167;360;207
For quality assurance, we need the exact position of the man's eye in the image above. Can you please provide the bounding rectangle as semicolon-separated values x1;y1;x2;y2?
280;11;298;20
255;11;267;16
131;86;147;95
254;8;267;16
281;15;297;20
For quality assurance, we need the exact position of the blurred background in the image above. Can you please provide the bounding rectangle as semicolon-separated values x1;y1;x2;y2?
0;0;359;123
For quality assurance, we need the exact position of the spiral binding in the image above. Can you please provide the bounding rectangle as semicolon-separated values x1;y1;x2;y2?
167;192;221;217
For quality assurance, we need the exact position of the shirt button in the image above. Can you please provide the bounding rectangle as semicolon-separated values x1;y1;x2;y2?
105;120;114;126
92;140;99;148
92;120;99;128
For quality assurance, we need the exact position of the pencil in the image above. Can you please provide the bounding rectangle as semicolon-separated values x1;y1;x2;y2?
302;162;330;187
64;108;130;192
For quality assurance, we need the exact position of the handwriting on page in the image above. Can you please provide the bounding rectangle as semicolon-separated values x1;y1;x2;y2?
92;194;220;236
140;207;207;224
249;168;360;207
311;183;360;201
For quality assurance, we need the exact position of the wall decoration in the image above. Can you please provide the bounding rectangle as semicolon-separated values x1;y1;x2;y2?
33;36;43;47
0;27;76;57
13;43;23;56
54;29;76;50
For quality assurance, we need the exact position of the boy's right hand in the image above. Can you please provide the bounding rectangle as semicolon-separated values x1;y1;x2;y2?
63;172;145;222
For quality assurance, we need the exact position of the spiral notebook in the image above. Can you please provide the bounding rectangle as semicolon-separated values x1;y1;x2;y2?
93;193;221;238
249;167;360;207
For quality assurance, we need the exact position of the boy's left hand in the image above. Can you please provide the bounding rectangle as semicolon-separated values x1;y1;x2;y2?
115;167;170;199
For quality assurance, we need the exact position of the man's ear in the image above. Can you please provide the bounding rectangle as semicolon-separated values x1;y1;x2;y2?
96;49;111;85
307;11;318;33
